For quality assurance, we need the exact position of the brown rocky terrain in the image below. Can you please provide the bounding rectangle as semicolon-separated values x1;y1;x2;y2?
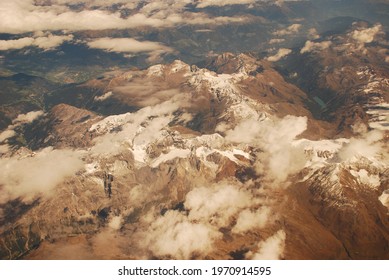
0;48;388;260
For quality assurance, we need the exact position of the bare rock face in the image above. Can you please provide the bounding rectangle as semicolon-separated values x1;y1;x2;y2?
24;103;102;150
307;167;389;259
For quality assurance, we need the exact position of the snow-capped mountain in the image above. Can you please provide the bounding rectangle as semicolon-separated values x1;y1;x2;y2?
0;45;388;260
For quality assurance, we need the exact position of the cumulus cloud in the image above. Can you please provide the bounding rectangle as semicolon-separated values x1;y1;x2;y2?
137;180;269;259
87;37;173;55
0;111;44;144
339;130;386;162
87;37;174;62
196;0;255;8
300;40;331;54
232;207;271;234
379;190;389;209
350;169;380;189
90;99;181;157
113;81;181;107
352;24;383;44
185;183;254;227
0;129;16;143
275;0;307;6
273;24;301;36
266;48;292;62
94;91;113;102
307;28;320;40
0;0;162;34
0;37;34;51
226;115;308;183
246;230;286;260
0;0;247;34
269;38;285;44
33;34;73;50
0;147;84;203
13;110;44;124
0;144;10;154
108;215;123;230
0;34;73;51
49;0;130;6
142;210;222;259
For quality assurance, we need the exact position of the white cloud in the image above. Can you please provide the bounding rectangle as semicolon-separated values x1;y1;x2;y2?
269;38;285;44
352;24;383;44
0;0;247;34
94;91;113;102
0;144;10;154
0;147;84;203
232;207;271;234
50;0;130;6
0;111;44;144
13;110;44;124
339;130;386;162
379;190;389;209
226;115;308;183
275;0;305;6
33;34;73;50
0;37;34;51
0;34;73;51
90;99;181;156
273;24;302;36
86;37;173;60
142;210;221;259
108;215;123;230
185;183;254;227
246;230;286;260
138;180;268;259
350;169;380;189
307;28;320;40
266;48;292;62
196;0;256;8
300;40;331;54
113;82;181;107
0;129;16;143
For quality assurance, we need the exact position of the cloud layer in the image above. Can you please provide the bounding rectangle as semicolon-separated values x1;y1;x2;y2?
352;24;383;44
87;37;173;61
300;40;331;54
0;34;73;51
0;147;84;203
267;48;292;61
246;230;286;260
196;0;256;8
226;115;308;183
273;24;301;36
0;0;247;34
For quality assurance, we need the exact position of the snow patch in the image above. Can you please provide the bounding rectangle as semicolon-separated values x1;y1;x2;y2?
84;162;99;174
366;102;389;131
89;112;132;133
169;60;190;73
108;216;123;230
379;190;389;209
151;148;191;168
147;64;164;77
294;138;348;167
350;169;380;189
